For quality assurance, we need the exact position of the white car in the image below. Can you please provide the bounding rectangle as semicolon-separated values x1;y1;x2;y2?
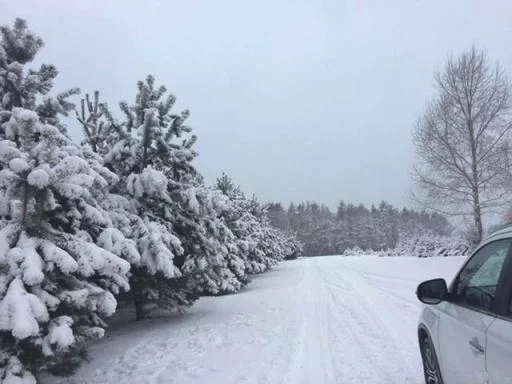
417;227;512;384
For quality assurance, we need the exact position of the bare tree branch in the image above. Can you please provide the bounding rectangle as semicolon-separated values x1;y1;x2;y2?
412;46;512;244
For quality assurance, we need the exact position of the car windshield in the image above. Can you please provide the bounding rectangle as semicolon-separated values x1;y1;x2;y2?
0;2;510;384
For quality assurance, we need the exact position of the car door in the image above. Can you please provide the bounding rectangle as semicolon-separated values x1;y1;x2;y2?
436;239;512;384
485;248;512;384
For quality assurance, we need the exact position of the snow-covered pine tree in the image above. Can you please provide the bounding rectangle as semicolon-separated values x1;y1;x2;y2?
103;76;252;298
77;79;188;319
216;174;298;273
0;18;138;382
75;91;113;155
247;198;288;270
130;87;248;295
177;186;246;295
0;108;133;383
266;202;289;231
284;232;303;260
215;175;265;274
0;19;79;134
377;201;399;249
215;174;254;281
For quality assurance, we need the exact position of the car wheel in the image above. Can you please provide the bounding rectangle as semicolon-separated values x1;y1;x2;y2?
420;335;444;384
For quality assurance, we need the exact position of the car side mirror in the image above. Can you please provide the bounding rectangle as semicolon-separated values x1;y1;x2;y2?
416;278;448;305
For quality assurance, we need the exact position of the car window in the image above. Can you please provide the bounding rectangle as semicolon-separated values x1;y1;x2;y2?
452;239;511;313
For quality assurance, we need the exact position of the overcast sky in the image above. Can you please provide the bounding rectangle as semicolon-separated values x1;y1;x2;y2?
2;0;512;209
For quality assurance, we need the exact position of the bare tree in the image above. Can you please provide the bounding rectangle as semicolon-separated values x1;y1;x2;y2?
412;46;512;244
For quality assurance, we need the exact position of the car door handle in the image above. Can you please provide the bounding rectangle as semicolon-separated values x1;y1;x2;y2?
469;338;485;354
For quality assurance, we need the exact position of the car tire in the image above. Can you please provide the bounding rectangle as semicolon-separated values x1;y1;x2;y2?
420;335;444;384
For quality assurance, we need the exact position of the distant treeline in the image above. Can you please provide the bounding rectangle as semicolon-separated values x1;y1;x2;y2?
267;201;453;256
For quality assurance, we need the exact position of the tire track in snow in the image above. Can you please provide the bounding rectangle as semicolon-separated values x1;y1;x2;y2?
279;260;306;384
323;268;398;382
318;258;422;384
281;258;336;384
346;267;422;308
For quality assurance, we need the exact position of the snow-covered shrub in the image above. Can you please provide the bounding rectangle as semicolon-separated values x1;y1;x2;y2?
343;246;365;256
339;236;469;258
393;236;470;258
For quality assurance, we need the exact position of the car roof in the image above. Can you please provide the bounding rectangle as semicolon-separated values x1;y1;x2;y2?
484;225;512;243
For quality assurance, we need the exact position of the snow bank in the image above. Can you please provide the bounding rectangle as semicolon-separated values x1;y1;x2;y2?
343;236;471;258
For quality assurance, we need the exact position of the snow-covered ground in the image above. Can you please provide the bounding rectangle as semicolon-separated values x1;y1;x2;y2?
45;256;466;384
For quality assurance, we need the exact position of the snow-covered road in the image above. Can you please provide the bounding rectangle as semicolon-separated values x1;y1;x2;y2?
47;256;465;384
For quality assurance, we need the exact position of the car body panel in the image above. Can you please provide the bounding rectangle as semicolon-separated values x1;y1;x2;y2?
436;301;493;384
486;317;512;384
418;228;512;384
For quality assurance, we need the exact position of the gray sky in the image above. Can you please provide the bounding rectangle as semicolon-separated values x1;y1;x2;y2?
2;0;512;209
